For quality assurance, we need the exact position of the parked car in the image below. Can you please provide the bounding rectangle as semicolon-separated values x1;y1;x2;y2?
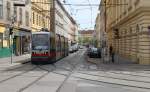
79;45;84;49
69;46;73;53
88;47;101;58
87;47;93;56
71;43;78;52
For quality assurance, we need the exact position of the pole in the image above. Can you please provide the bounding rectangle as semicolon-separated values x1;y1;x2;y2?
9;34;13;64
50;0;56;61
50;0;55;34
102;0;107;63
104;1;107;33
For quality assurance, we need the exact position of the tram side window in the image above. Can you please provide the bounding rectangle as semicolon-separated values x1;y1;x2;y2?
50;36;54;51
0;33;3;48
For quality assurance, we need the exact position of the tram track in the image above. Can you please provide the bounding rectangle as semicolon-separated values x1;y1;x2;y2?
108;71;150;78
15;50;150;91
56;51;83;92
0;62;56;92
0;65;37;84
44;68;150;91
17;51;82;92
69;54;150;90
76;71;150;84
71;74;150;90
56;50;150;90
49;70;150;90
18;64;56;92
0;50;88;92
2;49;149;91
0;62;31;73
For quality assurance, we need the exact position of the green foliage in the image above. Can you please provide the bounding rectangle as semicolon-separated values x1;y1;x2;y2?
79;37;94;45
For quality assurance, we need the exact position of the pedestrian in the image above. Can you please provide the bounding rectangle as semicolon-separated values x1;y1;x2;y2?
109;46;115;63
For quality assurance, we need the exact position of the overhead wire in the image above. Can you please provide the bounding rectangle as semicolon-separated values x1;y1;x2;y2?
87;0;93;28
63;0;100;29
64;0;74;16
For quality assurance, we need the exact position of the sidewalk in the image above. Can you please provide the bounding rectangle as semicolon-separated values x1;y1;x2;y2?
86;54;150;90
87;54;136;65
0;54;31;64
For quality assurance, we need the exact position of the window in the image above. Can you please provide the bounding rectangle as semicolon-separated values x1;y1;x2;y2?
36;14;38;25
39;16;42;26
26;11;29;26
38;15;40;26
0;0;3;18
32;12;35;24
14;6;17;22
19;8;22;24
6;1;11;20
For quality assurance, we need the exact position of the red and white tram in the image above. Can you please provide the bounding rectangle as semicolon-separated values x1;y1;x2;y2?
31;31;68;64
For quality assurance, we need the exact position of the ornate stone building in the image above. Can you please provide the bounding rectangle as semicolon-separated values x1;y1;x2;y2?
55;0;78;44
31;0;51;32
0;0;31;57
99;0;150;65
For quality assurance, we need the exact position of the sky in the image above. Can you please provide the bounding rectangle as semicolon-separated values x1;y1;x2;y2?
60;0;100;30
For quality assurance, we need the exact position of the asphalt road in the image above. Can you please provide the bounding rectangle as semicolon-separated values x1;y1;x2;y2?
0;49;149;92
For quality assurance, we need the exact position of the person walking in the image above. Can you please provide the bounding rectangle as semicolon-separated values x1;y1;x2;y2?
109;46;115;63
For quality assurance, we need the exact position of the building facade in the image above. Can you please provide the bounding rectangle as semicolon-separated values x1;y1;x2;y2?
95;13;103;48
55;0;78;44
31;0;51;32
100;0;150;65
0;0;31;58
78;30;95;46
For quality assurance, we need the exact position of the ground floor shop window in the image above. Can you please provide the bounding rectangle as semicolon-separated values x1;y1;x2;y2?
0;33;3;48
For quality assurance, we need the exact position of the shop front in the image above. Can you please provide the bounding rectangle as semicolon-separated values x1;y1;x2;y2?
0;26;11;58
13;29;31;56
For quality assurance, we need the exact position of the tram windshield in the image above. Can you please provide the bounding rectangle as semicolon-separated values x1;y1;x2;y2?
32;34;49;50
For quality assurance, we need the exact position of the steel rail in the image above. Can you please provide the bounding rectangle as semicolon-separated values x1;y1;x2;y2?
0;66;37;84
77;71;150;84
0;62;31;73
56;50;84;92
18;65;56;92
